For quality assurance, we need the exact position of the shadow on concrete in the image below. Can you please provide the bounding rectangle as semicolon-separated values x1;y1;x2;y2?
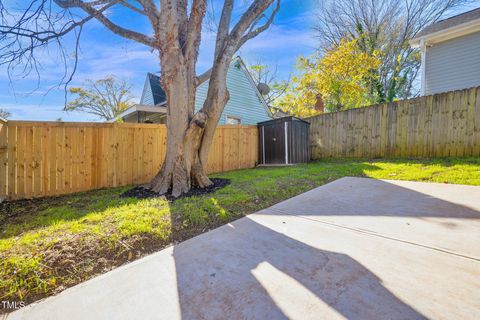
172;217;427;319
266;177;480;219
172;177;480;319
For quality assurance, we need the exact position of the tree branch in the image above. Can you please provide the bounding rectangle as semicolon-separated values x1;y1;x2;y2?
54;0;156;47
185;0;207;61
234;0;280;51
137;0;160;35
118;0;147;16
195;69;211;86
214;0;234;57
228;0;278;48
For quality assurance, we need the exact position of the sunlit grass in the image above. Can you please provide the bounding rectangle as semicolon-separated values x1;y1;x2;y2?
0;156;479;306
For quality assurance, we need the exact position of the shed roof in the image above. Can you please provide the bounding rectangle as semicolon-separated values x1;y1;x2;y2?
257;116;310;126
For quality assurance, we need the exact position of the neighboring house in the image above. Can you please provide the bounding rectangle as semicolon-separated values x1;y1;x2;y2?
117;57;272;125
410;8;480;96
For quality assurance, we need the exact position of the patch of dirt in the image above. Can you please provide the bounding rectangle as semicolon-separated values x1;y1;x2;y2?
0;189;103;225
0;197;58;225
120;178;231;201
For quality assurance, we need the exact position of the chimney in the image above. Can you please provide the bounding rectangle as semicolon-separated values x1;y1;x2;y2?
315;94;324;113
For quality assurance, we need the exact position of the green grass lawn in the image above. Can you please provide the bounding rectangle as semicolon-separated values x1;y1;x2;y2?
1;157;479;307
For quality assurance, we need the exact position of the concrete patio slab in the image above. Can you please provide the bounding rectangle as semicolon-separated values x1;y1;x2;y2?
265;177;480;259
6;177;480;320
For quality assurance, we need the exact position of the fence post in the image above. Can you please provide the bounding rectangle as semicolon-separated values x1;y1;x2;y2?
0;118;7;201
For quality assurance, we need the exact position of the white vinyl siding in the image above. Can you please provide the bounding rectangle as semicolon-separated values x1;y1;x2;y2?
424;31;480;95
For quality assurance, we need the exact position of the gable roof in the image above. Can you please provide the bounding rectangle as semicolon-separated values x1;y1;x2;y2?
418;8;480;38
233;57;271;117
144;73;166;105
410;7;480;47
140;56;271;116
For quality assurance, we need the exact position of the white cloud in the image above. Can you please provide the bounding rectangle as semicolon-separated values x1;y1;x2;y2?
0;0;318;122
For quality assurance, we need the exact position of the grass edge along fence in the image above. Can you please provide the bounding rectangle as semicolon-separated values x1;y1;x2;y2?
308;86;480;159
0;121;258;201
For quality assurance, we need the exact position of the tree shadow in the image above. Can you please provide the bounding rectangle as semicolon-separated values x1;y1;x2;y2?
172;217;427;319
172;176;480;319
265;177;480;219
0;187;139;239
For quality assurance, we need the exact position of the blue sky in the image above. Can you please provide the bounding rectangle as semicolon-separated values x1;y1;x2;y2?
1;1;477;121
0;0;316;121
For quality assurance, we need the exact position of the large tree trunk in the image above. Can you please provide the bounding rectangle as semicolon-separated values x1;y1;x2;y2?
148;54;232;197
148;60;191;196
148;52;205;197
146;0;279;198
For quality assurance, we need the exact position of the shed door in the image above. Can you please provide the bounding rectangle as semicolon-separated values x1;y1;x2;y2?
263;123;285;164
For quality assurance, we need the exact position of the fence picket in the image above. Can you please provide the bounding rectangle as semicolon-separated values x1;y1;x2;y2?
1;123;258;200
308;87;480;160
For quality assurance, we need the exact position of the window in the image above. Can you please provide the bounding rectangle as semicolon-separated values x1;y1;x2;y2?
226;115;241;125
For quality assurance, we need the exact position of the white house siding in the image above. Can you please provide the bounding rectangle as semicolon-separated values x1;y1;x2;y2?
194;61;271;125
425;31;480;95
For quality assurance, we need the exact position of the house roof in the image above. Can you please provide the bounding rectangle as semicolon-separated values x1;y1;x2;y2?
107;104;168;122
140;56;271;116
410;7;480;47
417;8;480;38
112;56;272;123
146;73;167;105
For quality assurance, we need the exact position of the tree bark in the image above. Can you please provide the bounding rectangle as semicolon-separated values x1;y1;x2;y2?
148;55;191;197
148;55;232;197
147;0;279;198
147;46;213;197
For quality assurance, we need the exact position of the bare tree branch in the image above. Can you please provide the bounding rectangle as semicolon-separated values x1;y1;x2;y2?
235;0;280;51
214;0;233;57
0;0;157;102
314;0;473;100
118;1;147;16
195;69;211;86
54;0;156;47
228;0;279;49
185;0;207;61
134;0;160;37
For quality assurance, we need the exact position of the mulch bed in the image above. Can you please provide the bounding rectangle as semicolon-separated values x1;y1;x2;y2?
120;178;231;201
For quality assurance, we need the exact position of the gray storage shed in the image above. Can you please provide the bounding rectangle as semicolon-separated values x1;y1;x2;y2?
257;116;310;165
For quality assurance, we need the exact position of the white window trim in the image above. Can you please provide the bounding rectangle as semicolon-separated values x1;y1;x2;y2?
420;39;427;96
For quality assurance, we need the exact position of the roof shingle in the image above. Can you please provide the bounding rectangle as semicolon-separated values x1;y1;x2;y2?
416;7;480;38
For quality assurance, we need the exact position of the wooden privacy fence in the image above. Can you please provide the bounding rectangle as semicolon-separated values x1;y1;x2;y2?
0;121;258;200
309;87;480;159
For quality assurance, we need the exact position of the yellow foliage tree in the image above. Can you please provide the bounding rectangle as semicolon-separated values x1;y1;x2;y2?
277;38;381;116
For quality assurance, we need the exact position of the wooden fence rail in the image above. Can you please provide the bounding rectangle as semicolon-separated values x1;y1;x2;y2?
0;122;258;201
308;87;480;159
